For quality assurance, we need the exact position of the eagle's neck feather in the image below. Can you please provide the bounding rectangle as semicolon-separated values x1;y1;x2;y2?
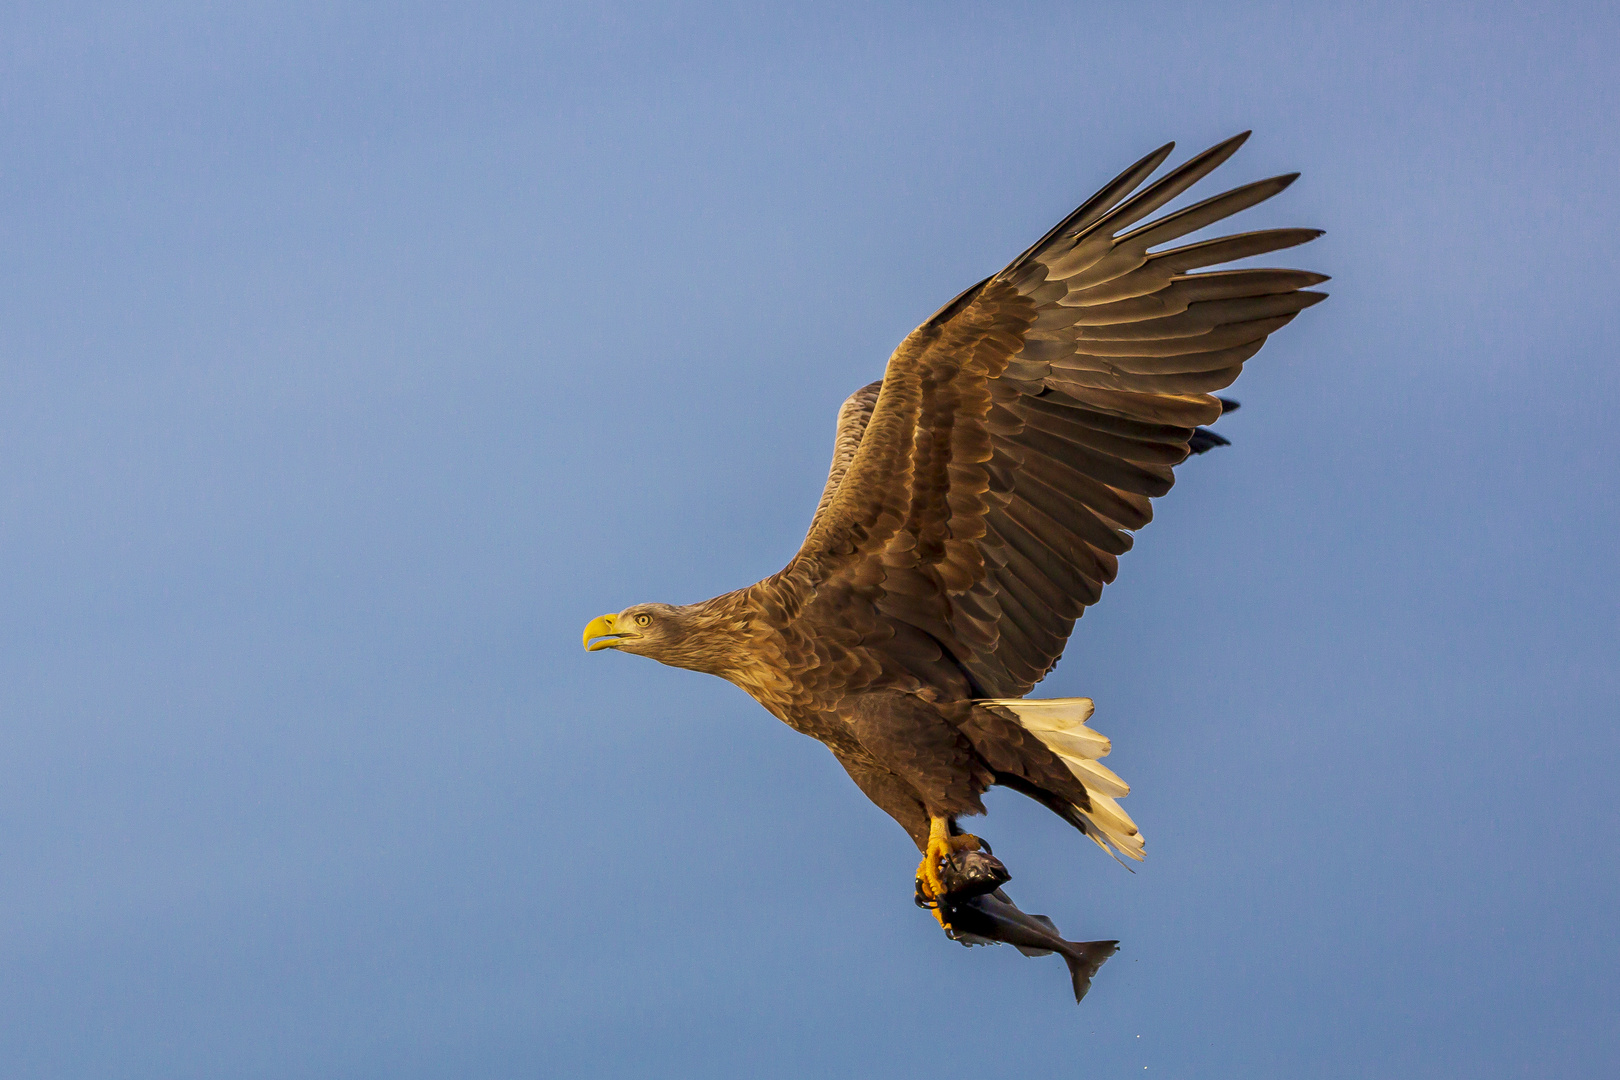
662;591;759;678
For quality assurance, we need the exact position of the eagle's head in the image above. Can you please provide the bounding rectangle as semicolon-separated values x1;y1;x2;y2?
582;601;741;674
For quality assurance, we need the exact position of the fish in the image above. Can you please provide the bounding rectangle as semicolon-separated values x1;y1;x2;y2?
924;849;1119;1003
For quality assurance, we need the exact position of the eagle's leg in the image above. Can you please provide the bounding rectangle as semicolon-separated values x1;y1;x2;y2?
916;816;984;927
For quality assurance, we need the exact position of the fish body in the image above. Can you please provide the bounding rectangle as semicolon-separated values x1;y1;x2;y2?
941;886;1119;1003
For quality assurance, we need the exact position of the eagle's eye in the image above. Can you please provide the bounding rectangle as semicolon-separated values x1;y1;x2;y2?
635;614;652;627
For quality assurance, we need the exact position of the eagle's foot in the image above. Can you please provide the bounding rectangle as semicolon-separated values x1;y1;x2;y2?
915;818;983;929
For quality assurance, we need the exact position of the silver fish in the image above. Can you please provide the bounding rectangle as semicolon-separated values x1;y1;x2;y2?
944;890;1118;1003
928;850;1118;1003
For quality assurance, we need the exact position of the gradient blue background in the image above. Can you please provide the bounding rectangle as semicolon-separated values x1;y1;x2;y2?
1;3;1615;1077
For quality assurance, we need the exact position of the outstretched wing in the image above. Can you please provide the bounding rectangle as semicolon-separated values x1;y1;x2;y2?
773;133;1326;698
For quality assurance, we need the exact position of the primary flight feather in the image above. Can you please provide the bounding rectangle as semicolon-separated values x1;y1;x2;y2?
584;132;1324;936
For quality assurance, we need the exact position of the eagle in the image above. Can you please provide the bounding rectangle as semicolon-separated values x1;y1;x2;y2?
584;133;1324;928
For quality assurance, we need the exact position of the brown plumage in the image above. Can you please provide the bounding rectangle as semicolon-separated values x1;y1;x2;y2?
584;133;1324;888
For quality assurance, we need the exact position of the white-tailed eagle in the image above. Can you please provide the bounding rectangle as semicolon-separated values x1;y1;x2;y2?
585;133;1323;934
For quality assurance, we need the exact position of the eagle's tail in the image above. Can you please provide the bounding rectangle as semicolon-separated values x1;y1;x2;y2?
975;697;1145;863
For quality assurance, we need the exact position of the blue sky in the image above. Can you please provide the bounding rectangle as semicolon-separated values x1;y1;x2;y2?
0;2;1616;1077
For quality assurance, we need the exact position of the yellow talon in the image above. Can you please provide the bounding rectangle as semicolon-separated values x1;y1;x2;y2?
915;818;983;928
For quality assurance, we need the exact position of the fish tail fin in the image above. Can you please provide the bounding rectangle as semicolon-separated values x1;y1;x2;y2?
1059;939;1120;1003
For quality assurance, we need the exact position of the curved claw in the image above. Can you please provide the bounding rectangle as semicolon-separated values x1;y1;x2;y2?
916;838;950;901
915;819;985;929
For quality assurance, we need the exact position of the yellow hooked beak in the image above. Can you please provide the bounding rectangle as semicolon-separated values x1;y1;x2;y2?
583;613;628;652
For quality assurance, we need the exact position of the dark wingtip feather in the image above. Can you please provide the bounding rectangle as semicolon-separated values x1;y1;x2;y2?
1007;141;1179;273
1216;397;1240;413
1188;427;1231;455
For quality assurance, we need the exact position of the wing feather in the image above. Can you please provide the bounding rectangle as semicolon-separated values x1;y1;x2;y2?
769;137;1325;695
806;380;884;541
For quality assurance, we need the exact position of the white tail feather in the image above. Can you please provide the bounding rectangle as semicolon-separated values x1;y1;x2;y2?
981;696;1095;724
977;696;1145;862
1025;726;1112;761
1067;757;1129;798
